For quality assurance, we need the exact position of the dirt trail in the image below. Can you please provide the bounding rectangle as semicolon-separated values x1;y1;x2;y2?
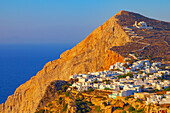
123;27;151;58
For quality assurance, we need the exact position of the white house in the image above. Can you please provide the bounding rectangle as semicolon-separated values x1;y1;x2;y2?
79;78;87;82
93;83;100;89
99;84;106;90
82;74;90;78
152;62;161;67
158;70;169;76
119;88;137;97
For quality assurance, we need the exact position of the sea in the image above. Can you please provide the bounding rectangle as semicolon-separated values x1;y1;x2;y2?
0;44;74;103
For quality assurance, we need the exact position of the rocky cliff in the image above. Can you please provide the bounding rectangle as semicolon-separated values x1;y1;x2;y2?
1;10;168;113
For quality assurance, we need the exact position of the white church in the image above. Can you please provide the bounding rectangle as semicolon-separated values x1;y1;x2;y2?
134;21;153;29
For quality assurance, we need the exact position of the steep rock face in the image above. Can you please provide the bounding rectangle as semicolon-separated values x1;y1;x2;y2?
0;11;130;113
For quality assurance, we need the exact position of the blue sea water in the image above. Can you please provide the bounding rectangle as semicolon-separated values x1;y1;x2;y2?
0;44;74;103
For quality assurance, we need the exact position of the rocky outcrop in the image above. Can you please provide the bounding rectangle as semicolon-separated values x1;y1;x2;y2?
0;10;131;113
37;80;68;110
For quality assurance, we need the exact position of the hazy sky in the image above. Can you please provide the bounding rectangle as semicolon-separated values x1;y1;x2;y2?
0;0;170;45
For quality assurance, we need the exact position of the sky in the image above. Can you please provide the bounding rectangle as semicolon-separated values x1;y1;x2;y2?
0;0;170;45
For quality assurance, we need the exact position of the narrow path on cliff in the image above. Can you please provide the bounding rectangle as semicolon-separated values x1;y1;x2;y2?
123;27;151;59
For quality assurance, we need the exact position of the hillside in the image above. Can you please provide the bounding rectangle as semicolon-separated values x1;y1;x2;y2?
0;10;169;113
111;11;170;61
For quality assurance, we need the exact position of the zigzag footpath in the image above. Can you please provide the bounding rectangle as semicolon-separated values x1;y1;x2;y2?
123;27;151;59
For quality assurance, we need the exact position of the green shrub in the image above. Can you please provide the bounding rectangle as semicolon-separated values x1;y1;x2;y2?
118;75;123;79
85;101;93;106
47;103;52;107
136;99;143;103
102;102;107;106
82;109;86;113
61;85;69;92
57;90;62;95
88;87;94;92
77;110;82;113
128;105;135;112
86;108;91;112
35;109;45;113
117;107;124;110
104;88;111;90
122;111;126;113
62;104;68;111
155;89;159;92
157;77;162;80
59;97;62;104
81;104;86;109
137;108;144;112
95;106;101;112
125;72;133;78
65;91;69;97
164;86;170;91
125;96;131;100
